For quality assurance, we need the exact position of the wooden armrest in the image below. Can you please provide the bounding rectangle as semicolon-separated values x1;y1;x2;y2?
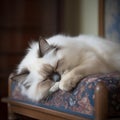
95;81;108;120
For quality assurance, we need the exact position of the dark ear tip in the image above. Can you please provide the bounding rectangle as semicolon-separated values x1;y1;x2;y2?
39;36;42;45
9;72;17;80
38;36;46;49
38;36;50;57
39;36;45;42
39;36;43;41
10;76;16;81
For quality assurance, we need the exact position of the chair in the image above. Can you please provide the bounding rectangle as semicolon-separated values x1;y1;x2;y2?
2;72;120;120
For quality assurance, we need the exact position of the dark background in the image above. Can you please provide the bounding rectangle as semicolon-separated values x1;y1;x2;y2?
0;0;80;119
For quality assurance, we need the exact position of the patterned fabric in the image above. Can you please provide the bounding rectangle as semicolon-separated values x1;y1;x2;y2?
105;0;120;42
11;72;120;120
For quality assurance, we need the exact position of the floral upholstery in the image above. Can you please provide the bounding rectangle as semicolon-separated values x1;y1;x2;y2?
105;0;120;42
10;72;120;120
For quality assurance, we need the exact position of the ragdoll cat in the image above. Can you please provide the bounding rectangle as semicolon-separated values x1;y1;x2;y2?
11;34;120;102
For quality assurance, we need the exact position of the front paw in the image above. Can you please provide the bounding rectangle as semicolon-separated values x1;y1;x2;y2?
59;75;83;91
49;82;59;93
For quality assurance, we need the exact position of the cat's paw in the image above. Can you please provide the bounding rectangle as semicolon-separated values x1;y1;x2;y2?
59;74;83;91
44;82;60;102
49;82;60;93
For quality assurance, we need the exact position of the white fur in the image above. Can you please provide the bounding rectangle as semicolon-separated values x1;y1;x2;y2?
17;34;120;101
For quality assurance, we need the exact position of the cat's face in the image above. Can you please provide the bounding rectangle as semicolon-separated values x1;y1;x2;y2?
11;37;62;101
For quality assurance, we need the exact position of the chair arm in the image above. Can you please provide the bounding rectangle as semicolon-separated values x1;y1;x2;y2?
95;81;108;120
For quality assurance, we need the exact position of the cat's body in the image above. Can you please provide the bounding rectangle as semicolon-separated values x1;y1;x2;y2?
12;35;120;101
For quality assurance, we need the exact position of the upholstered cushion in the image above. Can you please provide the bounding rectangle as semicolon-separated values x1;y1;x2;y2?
10;72;120;120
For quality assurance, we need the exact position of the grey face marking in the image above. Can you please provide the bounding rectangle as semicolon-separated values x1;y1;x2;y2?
23;82;31;89
11;72;28;84
11;71;28;82
11;68;30;89
39;64;54;80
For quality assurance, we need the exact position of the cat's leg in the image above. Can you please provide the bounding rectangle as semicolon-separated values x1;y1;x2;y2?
59;66;85;91
59;58;108;91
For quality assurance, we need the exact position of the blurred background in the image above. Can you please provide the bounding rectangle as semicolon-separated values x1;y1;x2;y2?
0;0;99;119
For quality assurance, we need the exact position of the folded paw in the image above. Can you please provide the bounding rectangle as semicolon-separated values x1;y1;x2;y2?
59;74;83;91
49;82;60;93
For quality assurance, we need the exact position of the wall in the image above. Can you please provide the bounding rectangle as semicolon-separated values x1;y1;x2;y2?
60;0;81;36
80;0;99;35
61;0;99;36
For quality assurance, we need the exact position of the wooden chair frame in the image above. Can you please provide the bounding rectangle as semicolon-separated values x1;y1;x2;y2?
2;75;108;120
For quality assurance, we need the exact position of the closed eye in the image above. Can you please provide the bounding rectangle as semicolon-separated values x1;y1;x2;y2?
21;68;30;75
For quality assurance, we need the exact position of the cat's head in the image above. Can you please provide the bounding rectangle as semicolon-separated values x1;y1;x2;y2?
11;37;63;101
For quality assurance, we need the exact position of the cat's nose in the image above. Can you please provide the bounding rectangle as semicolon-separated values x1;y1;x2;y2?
51;72;61;82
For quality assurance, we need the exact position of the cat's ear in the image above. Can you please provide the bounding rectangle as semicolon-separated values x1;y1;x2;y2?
11;72;28;82
39;37;50;57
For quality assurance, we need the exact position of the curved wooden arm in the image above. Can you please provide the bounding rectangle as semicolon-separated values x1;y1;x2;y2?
95;81;108;120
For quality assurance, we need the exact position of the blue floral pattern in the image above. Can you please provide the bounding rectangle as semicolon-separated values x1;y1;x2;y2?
105;0;120;42
11;72;120;119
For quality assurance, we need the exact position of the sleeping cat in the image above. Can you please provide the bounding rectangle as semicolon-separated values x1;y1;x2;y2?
11;34;120;102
